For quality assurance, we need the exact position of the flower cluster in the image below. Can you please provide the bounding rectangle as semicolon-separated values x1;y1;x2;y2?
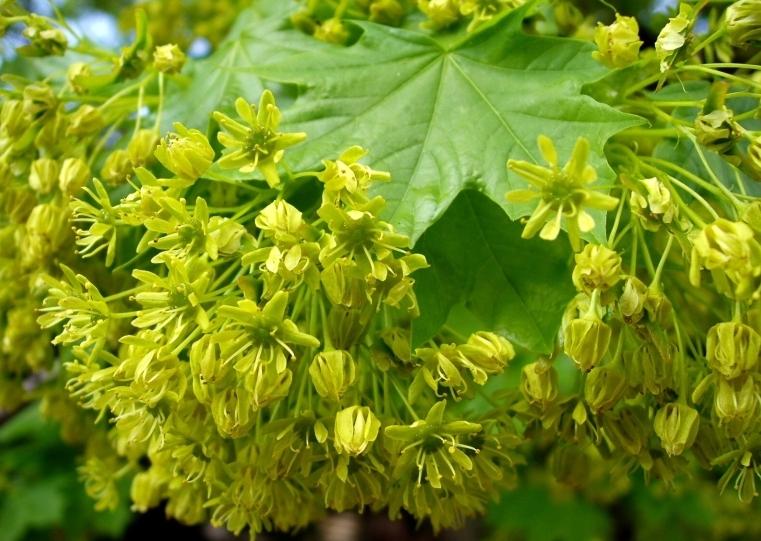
4;1;761;537
0;0;194;501
497;0;761;505
34;87;521;533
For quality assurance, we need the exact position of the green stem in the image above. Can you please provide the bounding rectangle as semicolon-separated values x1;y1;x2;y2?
651;234;674;288
671;312;688;404
635;225;656;278
132;83;145;138
683;130;742;212
607;191;627;247
665;175;718;221
679;66;761;90
691;25;726;56
154;73;165;131
391;377;419;421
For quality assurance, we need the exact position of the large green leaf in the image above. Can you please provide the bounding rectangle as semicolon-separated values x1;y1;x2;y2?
173;5;640;240
412;190;575;353
164;0;317;130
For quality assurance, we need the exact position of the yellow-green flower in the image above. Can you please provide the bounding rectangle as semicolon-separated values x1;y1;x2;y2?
689;219;761;300
310;350;356;402
19;15;67;57
314;18;349;44
213;91;306;187
706;322;761;380
334;405;381;456
520;359;558;407
459;0;523;32
507;135;618;251
654;402;700;456
629;177;678;232
153;43;186;74
154;122;214;184
726;0;761;47
384;400;481;489
592;14;642;69
571;243;622;293
418;0;461;30
655;3;693;73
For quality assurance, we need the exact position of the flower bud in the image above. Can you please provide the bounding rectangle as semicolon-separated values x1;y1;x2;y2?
2;185;36;224
20;15;67;57
715;376;758;434
0;100;29;137
328;307;365;350
211;386;254;438
630;177;677;232
321;260;366;310
369;0;405;26
309;350;356;402
101;149;133;185
706;321;761;380
603;406;649;456
695;109;739;155
35;110;67;154
554;1;586;35
128;129;160;168
691;219;761;299
619;276;648;324
655;3;693;72
207;217;247;259
564;316;612;372
23;83;58;120
653;402;700;456
153;43;186;74
584;364;627;412
249;367;292;411
154;123;213;182
416;344;468;395
593;14;642;69
550;445;590;488
419;0;461;30
572;244;622;293
25;203;70;263
644;286;673;326
66;105;104;137
626;342;674;395
131;470;165;512
59;157;90;195
726;0;761;47
314;18;349;44
381;327;412;363
255;200;305;244
67;62;92;94
189;336;227;389
28;158;59;194
457;331;515;376
334;406;381;456
520;359;558;407
290;9;317;34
